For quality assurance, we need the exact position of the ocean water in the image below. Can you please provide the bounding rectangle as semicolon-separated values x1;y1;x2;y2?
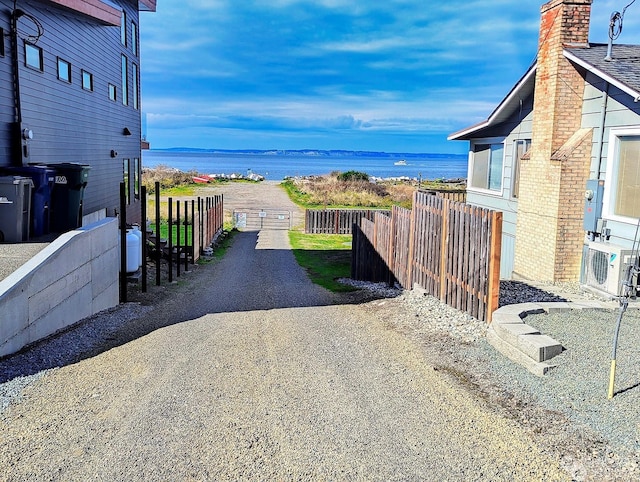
142;150;468;181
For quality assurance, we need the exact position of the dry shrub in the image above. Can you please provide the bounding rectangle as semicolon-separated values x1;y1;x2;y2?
291;174;402;207
142;165;199;194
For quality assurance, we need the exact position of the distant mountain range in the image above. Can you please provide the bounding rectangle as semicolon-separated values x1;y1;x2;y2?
157;147;466;159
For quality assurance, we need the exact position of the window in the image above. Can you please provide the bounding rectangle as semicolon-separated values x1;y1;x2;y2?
132;63;139;110
121;55;128;106
109;83;117;101
0;28;5;57
123;158;130;205
470;142;504;191
25;43;43;71
511;139;531;199
81;70;93;91
121;10;127;46
131;22;138;56
134;158;140;200
57;58;71;82
607;134;640;220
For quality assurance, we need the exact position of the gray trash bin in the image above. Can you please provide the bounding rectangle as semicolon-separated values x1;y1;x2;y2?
0;176;33;242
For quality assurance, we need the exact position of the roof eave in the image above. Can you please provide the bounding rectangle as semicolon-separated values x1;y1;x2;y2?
447;121;490;141
41;0;120;25
448;64;537;141
139;0;156;12
564;49;640;102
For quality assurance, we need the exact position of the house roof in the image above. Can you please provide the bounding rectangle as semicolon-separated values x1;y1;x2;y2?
447;63;536;141
449;43;640;141
564;43;640;101
42;1;157;25
138;0;157;12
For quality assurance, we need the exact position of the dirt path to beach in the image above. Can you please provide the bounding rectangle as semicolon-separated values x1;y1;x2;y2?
0;181;588;480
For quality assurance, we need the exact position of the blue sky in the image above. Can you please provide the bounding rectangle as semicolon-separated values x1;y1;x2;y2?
139;1;640;154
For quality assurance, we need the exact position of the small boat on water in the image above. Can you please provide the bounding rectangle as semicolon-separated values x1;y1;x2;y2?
394;160;407;166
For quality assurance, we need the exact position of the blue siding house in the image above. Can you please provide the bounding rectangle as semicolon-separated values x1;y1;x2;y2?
450;0;640;297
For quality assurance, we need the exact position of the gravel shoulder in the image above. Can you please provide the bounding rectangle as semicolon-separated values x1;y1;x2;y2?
0;230;569;481
0;181;637;480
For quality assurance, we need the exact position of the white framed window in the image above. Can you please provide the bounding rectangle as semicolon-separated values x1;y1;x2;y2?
469;140;505;192
604;128;640;222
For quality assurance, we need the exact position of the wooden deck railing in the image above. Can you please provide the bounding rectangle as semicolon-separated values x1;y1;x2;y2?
352;191;502;322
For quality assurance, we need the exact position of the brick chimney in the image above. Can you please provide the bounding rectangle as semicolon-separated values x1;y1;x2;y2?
513;0;593;282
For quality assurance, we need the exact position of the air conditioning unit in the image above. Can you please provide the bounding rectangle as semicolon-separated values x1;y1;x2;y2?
582;242;636;297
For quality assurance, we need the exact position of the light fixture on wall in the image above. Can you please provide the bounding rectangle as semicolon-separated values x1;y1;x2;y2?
122;127;132;136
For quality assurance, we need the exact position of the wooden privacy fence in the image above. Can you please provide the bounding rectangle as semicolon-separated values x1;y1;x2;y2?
305;209;391;234
421;188;467;203
352;191;502;322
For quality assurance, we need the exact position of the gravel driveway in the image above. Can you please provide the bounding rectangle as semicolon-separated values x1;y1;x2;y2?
0;182;633;480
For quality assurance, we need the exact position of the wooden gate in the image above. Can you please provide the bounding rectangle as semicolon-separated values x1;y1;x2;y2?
233;208;292;231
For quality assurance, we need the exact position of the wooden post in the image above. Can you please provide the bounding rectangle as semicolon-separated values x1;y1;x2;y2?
141;186;147;293
406;190;418;289
119;182;127;303
486;211;503;323
168;198;173;283
155;182;161;286
176;200;181;278
388;207;396;279
189;200;195;265
439;198;450;302
198;197;203;255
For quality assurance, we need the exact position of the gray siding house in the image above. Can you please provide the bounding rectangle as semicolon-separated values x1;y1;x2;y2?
0;0;156;226
449;0;640;297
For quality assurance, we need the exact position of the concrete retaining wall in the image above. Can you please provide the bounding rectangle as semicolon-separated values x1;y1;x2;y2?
0;218;119;358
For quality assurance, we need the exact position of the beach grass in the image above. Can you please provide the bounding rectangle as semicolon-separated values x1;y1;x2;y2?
282;174;424;209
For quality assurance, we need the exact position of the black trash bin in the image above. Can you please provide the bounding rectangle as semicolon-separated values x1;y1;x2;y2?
0;176;33;242
2;165;55;237
48;163;90;232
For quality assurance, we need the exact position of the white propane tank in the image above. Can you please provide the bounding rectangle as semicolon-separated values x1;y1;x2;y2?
125;229;140;273
131;224;143;267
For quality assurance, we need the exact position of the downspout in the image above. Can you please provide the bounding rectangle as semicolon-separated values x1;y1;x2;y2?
10;8;24;166
595;82;610;179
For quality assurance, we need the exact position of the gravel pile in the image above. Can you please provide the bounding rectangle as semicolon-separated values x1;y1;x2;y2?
473;306;640;475
347;278;640;479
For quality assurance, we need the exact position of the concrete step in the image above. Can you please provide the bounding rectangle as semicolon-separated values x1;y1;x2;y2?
488;302;565;376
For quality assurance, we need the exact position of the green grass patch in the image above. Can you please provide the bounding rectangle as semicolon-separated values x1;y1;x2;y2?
149;222;193;246
281;180;317;208
289;231;356;292
161;184;200;197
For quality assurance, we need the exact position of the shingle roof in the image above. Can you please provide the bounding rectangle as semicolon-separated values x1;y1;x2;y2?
565;43;640;99
449;43;640;141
